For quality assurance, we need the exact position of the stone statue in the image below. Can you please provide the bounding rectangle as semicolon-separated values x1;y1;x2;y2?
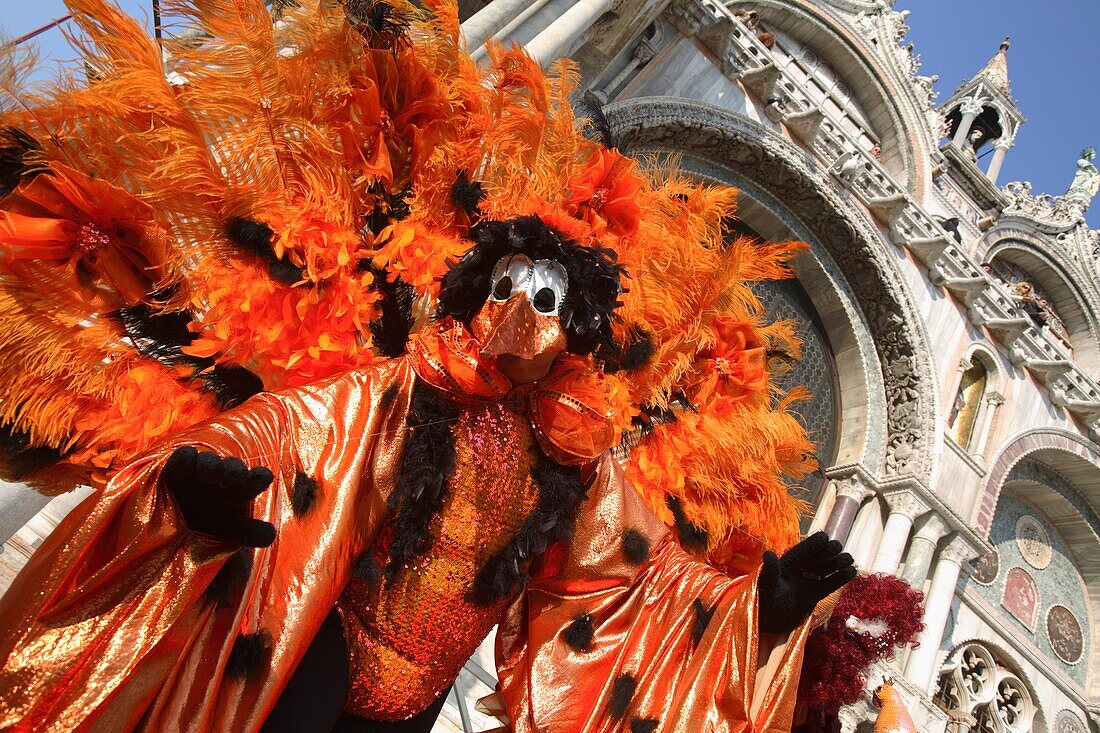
1065;147;1098;210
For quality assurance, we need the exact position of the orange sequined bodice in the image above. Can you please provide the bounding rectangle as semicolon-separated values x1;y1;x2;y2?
337;398;540;720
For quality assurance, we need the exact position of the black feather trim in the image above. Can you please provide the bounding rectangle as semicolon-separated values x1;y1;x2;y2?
384;381;459;581
691;597;716;648
562;613;595;652
367;184;412;233
205;547;254;607
451;170;486;221
574;97;617;149
0;126;46;198
438;215;624;356
469;451;588;605
204;365;264;409
225;217;303;285
291;471;318;517
226;630;273;679
343;0;412;48
621;529;650;565
666;495;708;553
618;327;655;371
363;265;414;358
354;551;381;588
0;424;66;480
609;673;637;719
631;719;659;733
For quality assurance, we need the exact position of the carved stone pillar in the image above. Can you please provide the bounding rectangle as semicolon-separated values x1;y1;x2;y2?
951;97;984;150
823;473;874;545
0;483;51;546
870;491;928;575
900;513;949;588
460;0;535;53
986;136;1013;185
590;35;657;104
903;535;975;692
972;390;1004;460
525;0;614;65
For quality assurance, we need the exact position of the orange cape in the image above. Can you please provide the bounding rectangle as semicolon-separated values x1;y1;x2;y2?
0;356;818;732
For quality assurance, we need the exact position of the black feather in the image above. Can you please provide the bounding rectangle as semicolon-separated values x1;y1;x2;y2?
438;215;624;356
451;170;486;220
609;673;637;719
342;0;412;48
617;327;655;372
226;630;272;679
631;719;659;733
666;495;708;553
291;472;318;517
469;451;588;605
364;265;415;358
562;614;595;652
384;382;459;581
203;365;264;409
354;551;381;588
621;528;650;565
367;185;413;233
574;97;617;149
0;126;46;198
205;547;254;607
225;217;303;285
691;597;715;648
0;424;66;480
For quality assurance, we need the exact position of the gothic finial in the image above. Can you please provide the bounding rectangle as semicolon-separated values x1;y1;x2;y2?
1000;36;1010;52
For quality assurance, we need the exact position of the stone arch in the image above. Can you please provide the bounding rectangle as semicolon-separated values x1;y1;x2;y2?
978;227;1100;372
727;0;935;198
605;96;938;485
980;428;1100;698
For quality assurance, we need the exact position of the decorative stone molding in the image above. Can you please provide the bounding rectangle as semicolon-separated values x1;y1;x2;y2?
883;489;929;520
606;97;938;480
958;95;987;117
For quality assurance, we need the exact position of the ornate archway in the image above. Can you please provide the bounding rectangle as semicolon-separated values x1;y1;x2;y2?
606;97;938;486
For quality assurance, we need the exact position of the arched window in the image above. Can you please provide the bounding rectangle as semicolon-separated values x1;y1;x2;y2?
987;258;1072;352
948;360;987;449
934;642;1037;733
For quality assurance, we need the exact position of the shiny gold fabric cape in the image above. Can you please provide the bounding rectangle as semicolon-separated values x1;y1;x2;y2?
496;456;818;733
0;358;414;732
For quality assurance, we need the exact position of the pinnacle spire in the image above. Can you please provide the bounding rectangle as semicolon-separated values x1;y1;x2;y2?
976;36;1011;95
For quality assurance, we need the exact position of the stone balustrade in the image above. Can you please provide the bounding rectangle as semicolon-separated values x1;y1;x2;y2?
668;0;1100;442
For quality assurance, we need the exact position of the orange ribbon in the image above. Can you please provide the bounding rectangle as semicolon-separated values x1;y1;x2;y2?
0;162;165;306
408;319;618;464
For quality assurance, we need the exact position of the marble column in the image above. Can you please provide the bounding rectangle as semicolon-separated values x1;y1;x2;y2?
0;482;52;545
901;513;949;588
524;0;613;66
951;97;984;150
986;136;1013;184
460;0;534;52
870;492;927;575
904;536;974;692
822;475;873;544
589;38;656;104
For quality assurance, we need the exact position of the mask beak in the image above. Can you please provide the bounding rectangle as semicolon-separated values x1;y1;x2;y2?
472;293;567;361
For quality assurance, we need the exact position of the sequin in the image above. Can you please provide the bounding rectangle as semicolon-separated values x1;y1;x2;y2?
340;400;540;720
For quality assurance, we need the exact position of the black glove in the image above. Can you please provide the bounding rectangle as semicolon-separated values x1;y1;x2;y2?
162;446;277;548
758;531;855;634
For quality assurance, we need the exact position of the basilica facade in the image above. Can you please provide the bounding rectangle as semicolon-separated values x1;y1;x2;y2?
1;1;1098;731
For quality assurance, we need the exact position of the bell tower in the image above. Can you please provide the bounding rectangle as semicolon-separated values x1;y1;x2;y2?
940;38;1025;185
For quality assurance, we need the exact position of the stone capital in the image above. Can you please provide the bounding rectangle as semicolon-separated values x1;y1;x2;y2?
834;476;874;503
913;512;950;541
959;96;986;117
939;534;978;565
883;489;929;519
993;136;1015;151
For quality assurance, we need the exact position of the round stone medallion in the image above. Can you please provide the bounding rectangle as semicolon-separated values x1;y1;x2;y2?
1015;515;1052;569
971;551;999;585
1047;605;1084;664
1055;710;1086;733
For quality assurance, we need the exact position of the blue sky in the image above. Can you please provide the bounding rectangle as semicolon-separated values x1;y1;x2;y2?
895;0;1099;227
4;1;1099;227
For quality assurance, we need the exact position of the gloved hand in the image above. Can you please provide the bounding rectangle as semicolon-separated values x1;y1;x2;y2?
162;446;276;548
758;531;855;634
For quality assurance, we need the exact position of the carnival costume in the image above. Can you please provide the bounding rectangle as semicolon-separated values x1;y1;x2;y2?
0;1;878;730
